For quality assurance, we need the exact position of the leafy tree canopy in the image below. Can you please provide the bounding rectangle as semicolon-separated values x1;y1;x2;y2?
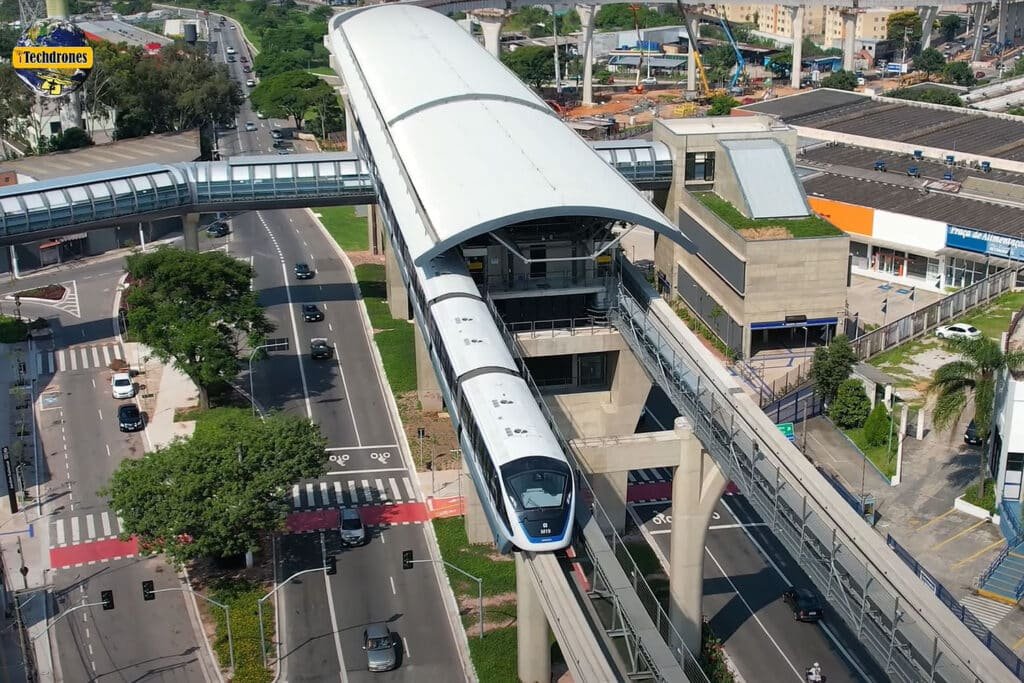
708;95;739;116
939;14;962;42
595;4;682;31
810;335;857;403
501;45;556;90
942;60;975;86
913;47;946;76
862;402;892;447
887;9;924;44
886;87;964;107
124;247;272;407
103;409;327;564
250;70;324;129
821;70;858;91
830;379;872;429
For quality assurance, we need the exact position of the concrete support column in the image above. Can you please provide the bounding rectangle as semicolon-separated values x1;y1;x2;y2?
841;11;858;72
473;11;505;60
684;13;701;94
789;6;805;90
384;238;409;321
920;6;940;50
138;222;147;252
997;0;1009;50
414;322;443;413
515;553;552;683
367;204;384;256
462;456;494;545
972;3;989;62
591;469;629;534
669;417;728;656
182;213;200;252
8;247;19;280
576;4;597;106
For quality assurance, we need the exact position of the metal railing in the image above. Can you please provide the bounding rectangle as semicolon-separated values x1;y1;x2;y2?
484;294;704;682
507;314;611;338
482;270;613;295
888;534;1024;680
610;255;1006;683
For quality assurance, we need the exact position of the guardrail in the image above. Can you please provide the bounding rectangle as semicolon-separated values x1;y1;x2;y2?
507;315;611;338
888;534;1024;680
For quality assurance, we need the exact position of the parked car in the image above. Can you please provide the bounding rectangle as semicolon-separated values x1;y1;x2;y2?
245;121;257;132
118;404;144;432
965;419;984;445
246;78;256;88
311;338;333;360
206;221;229;238
294;262;314;279
111;372;135;399
340;507;366;545
270;129;283;140
240;55;248;63
229;23;236;29
226;46;235;54
783;586;823;622
256;111;267;119
242;65;252;73
302;303;324;322
362;623;397;672
936;323;982;340
641;76;657;85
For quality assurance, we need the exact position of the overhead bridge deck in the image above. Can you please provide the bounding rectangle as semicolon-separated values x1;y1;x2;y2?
0;142;672;246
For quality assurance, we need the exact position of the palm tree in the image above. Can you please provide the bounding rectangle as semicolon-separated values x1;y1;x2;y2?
929;336;1024;497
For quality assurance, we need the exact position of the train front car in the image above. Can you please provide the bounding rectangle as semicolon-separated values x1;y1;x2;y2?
459;374;575;552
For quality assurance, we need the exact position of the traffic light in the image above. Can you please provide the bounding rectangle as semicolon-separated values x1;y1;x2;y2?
402;550;413;570
142;580;155;601
100;590;114;611
325;555;337;576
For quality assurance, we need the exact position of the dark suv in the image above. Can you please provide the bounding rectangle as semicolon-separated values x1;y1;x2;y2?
311;338;333;360
118;404;144;432
965;419;984;446
782;587;822;622
302;304;324;322
294;263;314;280
206;221;229;238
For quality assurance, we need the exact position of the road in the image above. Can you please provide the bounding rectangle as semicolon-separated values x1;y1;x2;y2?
637;389;883;682
21;261;213;681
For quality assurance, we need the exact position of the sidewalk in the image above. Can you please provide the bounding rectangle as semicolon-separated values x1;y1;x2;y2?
123;342;197;450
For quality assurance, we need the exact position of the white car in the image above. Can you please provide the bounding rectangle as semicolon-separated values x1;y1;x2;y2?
111;372;135;399
340;508;366;545
936;323;982;340
226;46;236;55
256;111;267;119
246;78;256;87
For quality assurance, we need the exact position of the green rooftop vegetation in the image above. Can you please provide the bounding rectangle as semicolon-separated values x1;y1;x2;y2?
694;192;844;239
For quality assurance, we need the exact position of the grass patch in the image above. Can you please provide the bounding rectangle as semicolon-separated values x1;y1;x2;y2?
0;316;28;343
316;206;368;251
308;66;336;76
431;517;515;596
961;290;1024;341
694;192;843;239
354;264;415;395
962;478;996;513
468;627;518;682
208;579;274;683
843;426;898;479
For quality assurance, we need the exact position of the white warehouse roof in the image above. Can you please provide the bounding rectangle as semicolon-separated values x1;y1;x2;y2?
328;4;685;265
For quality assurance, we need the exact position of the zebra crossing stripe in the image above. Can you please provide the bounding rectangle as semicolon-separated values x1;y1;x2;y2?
334;481;342;502
101;511;112;537
319;481;329;505
102;346;112;366
85;514;96;539
403;477;416;501
376;478;387;501
291;484;301;508
79;348;88;368
55;519;65;546
348;480;358;504
304;482;314;506
57;350;66;373
70;351;78;371
92;346;101;368
113;346;123;359
71;517;80;543
389;478;402;501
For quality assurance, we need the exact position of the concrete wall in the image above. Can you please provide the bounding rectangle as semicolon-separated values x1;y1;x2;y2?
743;234;849;325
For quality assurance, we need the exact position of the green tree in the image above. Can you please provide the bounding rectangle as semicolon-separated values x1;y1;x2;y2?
103;410;327;564
939;14;962;41
250;70;323;129
0;64;31;159
942;60;976;86
887;9;924;44
829;379;872;429
929;337;1024;495
810;334;857;404
305;84;346;139
913;47;946;77
124;247;272;408
708;94;739;116
703;44;737;86
821;70;859;91
500;45;556;90
862;402;892;447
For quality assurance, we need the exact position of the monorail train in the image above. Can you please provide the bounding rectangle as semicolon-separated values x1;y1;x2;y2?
412;250;576;553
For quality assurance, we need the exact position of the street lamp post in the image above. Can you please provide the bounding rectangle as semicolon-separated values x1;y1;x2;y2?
248;339;289;417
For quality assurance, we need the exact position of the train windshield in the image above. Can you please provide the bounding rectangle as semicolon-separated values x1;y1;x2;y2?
502;457;570;510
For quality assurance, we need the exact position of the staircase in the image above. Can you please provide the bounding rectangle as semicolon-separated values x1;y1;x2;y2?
978;501;1024;605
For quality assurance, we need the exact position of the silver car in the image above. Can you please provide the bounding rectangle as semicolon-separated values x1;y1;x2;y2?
340;507;366;546
363;623;397;672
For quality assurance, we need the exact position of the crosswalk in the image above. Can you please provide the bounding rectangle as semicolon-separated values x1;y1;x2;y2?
36;343;125;375
49;511;124;547
960;594;1014;632
291;476;420;509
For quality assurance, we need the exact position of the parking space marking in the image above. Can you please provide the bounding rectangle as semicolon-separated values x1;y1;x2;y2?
930;519;990;551
912;507;957;531
952;539;1006;569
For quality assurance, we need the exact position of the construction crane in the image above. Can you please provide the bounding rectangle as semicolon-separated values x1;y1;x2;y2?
716;14;747;92
629;4;646;94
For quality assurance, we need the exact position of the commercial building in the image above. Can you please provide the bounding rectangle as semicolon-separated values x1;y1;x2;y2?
652;114;849;359
722;4;893;48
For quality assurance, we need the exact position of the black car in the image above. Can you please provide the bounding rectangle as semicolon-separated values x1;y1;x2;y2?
783;587;822;622
118;404;144;432
270;129;283;140
206;221;229;238
965;419;984;446
311;338;333;360
294;263;314;280
302;304;324;322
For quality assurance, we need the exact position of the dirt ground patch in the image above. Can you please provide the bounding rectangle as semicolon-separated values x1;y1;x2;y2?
396;391;461;471
458;594;517;633
738;226;792;240
346;250;384;267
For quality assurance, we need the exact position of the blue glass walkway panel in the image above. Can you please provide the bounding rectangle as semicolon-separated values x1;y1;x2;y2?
591;140;674;189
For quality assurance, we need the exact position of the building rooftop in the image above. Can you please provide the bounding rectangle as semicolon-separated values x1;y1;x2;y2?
801;171;1024;237
740;89;1024;161
657;114;781;136
77;19;172;48
720;138;807;219
694;192;843;239
0;130;201;182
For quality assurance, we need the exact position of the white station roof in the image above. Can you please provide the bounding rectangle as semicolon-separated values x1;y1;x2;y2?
328;5;684;266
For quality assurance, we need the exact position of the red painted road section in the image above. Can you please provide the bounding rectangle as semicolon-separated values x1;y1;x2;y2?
285;497;465;534
50;536;139;569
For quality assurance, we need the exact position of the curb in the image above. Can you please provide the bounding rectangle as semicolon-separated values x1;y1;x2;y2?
181;566;226;683
305;207;477;682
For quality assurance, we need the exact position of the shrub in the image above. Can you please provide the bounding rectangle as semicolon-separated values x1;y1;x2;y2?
829;379;871;429
0;316;28;343
863;402;892;447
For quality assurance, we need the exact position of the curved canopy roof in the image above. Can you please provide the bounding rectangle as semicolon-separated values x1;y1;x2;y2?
328;4;684;265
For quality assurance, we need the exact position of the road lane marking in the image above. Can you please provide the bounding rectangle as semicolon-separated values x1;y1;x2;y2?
390;576;396;595
930;519;989;551
403;637;410;660
100;512;111;537
361;479;371;503
57;351;65;372
305;482;314;507
97;409;102;421
85;515;95;539
334;481;343;502
320;481;329;505
327;467;408;476
276;258;313;419
952;539;1006;568
54;519;65;545
403;477;416;500
326;444;399;452
332;343;362;446
291;484;300;509
912;507;957;531
328;323;333;331
708;522;768;530
376;478;387;501
71;517;80;543
322;569;349;682
389;478;402;501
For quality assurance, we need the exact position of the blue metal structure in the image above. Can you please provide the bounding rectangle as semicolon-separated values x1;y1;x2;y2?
717;16;746;91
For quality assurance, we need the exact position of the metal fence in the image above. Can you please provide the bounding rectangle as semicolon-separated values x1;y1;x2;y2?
507;315;611;338
608;123;655;140
740;357;813;408
848;269;1019;361
887;534;1024;680
762;385;822;425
